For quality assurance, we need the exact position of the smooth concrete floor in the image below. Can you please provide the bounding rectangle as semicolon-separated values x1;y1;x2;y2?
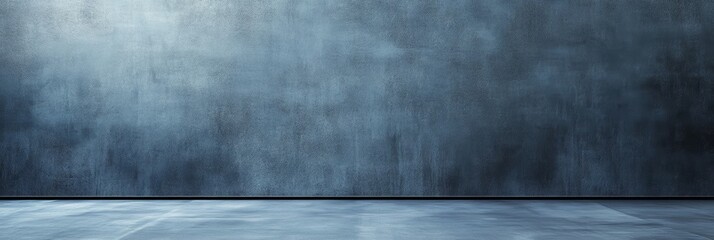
1;200;713;239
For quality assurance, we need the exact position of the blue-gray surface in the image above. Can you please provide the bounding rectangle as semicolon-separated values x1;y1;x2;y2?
1;200;714;239
1;1;714;196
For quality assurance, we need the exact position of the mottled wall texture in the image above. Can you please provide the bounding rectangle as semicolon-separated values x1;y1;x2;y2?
1;0;713;196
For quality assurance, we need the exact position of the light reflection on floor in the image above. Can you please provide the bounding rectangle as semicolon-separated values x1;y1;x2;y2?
1;200;712;239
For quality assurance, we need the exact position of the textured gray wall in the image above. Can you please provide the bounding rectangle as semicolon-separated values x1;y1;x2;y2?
1;0;713;196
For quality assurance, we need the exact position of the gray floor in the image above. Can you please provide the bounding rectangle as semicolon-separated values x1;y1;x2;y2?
1;200;713;239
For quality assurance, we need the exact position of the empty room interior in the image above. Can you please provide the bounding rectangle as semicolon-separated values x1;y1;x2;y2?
1;1;713;239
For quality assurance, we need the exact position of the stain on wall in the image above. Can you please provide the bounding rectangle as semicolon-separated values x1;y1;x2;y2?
1;0;713;196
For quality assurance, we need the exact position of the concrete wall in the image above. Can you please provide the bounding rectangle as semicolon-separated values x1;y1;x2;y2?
1;0;713;196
